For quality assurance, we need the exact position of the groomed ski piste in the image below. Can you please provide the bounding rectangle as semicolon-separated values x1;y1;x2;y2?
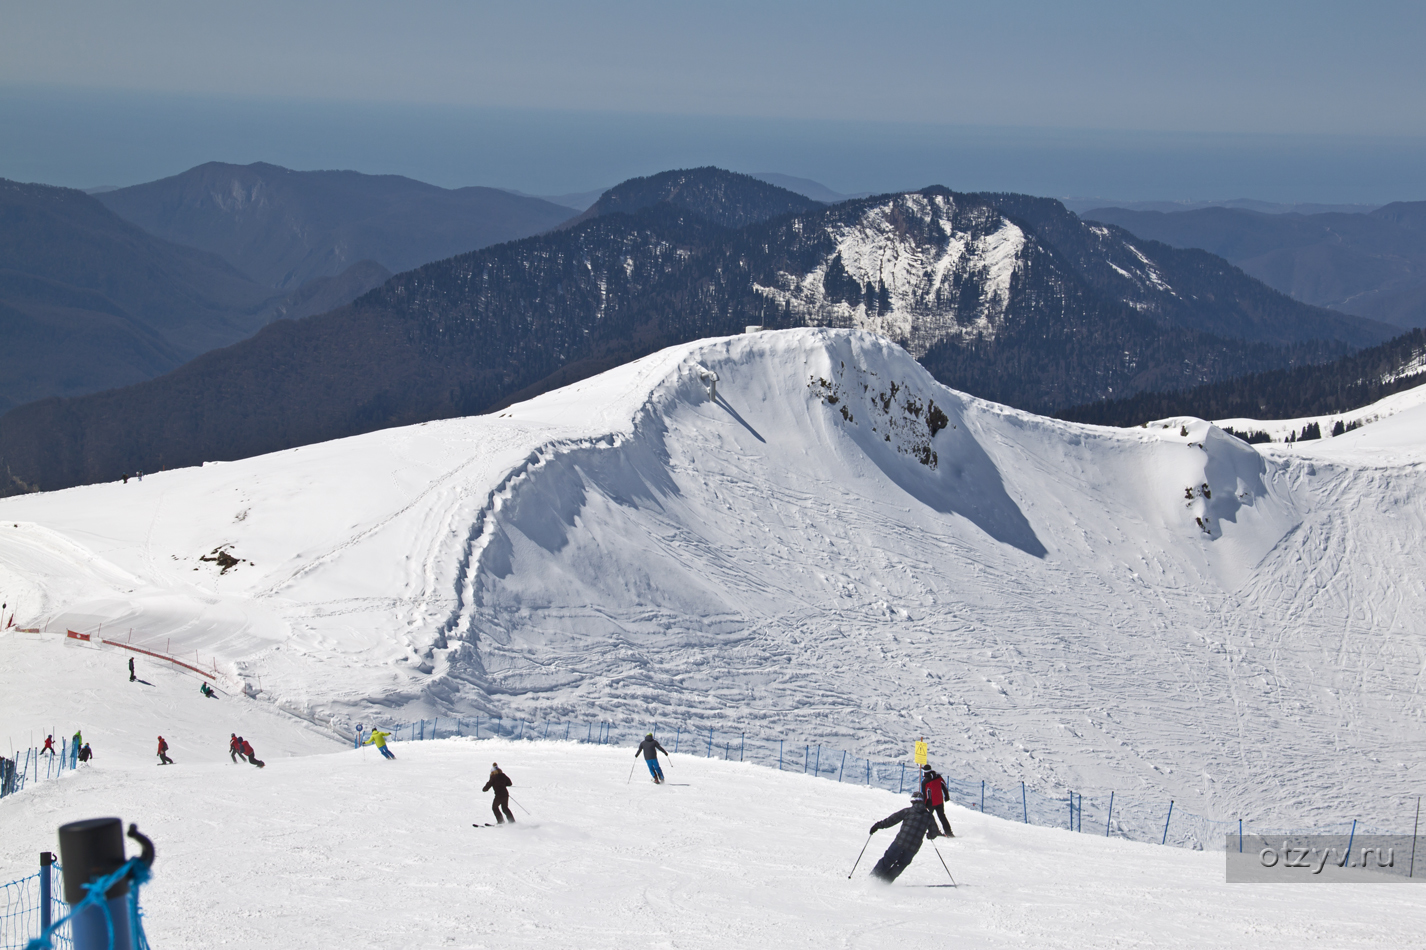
2;327;1425;943
1;643;1423;949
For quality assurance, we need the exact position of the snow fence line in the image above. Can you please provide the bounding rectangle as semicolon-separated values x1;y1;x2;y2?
0;739;81;804
371;716;1408;852
0;858;68;950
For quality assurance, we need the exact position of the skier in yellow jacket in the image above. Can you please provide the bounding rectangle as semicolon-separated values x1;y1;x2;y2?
364;728;395;760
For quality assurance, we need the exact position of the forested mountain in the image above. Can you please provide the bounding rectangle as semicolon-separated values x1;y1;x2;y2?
0;179;279;410
0;179;400;410
562;167;823;229
97;162;574;289
1085;203;1426;330
0;169;1395;495
1058;329;1426;427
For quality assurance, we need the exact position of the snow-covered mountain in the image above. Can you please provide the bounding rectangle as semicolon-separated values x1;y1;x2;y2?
1;328;1423;833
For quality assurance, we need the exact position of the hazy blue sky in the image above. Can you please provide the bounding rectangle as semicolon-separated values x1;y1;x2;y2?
2;1;1424;200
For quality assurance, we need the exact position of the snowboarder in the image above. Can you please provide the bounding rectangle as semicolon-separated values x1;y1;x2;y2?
156;735;173;765
240;737;265;768
129;657;136;682
364;728;395;760
482;763;515;824
867;790;943;883
42;735;55;756
229;733;244;763
200;682;218;699
919;764;954;837
78;743;93;764
635;733;668;783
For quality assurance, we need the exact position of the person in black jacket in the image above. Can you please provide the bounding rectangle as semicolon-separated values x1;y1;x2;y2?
635;734;667;783
868;791;942;882
482;763;515;823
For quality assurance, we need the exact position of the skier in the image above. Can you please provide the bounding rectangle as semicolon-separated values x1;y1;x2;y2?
129;657;136;682
482;763;515;824
240;737;265;768
200;682;218;699
156;735;173;766
78;743;93;764
919;763;954;837
867;790;943;883
42;735;55;756
363;728;395;760
72;729;82;751
635;733;668;783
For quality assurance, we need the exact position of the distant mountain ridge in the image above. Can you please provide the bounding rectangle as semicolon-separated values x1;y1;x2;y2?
561;167;823;230
0;167;1397;494
96;162;574;290
1084;202;1426;329
0;178;401;410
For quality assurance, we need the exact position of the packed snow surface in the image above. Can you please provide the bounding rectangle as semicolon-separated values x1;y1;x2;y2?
1;329;1424;837
1;638;1421;949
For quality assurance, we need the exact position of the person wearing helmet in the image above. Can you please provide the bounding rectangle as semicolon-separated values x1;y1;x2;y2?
363;728;395;760
866;789;943;882
919;763;954;837
635;733;668;783
482;762;515;824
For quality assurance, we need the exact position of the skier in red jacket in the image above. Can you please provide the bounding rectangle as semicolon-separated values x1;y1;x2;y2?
240;737;265;768
919;764;953;836
156;735;173;765
42;735;55;756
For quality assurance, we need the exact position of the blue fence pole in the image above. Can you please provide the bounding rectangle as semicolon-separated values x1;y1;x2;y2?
1344;819;1357;863
1106;792;1114;836
814;746;821;777
1161;801;1174;845
1068;794;1072;830
1238;817;1243;852
865;759;871;786
740;734;745;762
898;763;905;793
778;740;783;770
39;851;53;932
839;750;846;782
674;726;681;754
804;746;809;774
1022;783;1028;823
707;727;713;757
981;780;985;813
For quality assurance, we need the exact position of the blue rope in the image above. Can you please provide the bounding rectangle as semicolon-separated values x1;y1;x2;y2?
25;859;151;950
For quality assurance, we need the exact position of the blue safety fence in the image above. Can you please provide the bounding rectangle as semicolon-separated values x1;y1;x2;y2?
0;863;68;950
371;715;1406;851
0;742;81;803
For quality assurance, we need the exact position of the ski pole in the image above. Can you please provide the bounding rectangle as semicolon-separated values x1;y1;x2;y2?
508;794;531;816
627;760;637;784
847;834;872;879
932;843;957;886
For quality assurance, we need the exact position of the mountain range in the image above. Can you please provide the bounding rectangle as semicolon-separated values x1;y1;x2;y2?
0;167;1397;495
1085;202;1426;329
96;162;574;290
0;164;581;409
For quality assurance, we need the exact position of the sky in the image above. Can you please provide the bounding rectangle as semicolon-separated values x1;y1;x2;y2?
2;0;1424;201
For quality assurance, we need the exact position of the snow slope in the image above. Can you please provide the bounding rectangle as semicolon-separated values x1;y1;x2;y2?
1215;379;1426;454
0;640;1421;950
1;329;1424;836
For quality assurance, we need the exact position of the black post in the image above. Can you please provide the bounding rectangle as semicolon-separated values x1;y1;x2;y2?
39;851;54;932
1411;796;1421;879
58;818;134;950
